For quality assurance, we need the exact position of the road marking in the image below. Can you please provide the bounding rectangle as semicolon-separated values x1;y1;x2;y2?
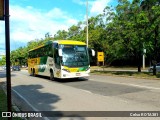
90;78;160;90
12;88;50;120
121;83;160;90
80;89;93;94
102;81;160;90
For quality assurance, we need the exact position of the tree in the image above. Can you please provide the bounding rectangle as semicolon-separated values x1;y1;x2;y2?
54;30;68;40
0;56;6;66
140;0;160;75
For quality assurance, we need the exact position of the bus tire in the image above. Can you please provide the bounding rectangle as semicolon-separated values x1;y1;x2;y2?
32;69;36;77
31;69;34;76
50;71;54;80
30;69;33;76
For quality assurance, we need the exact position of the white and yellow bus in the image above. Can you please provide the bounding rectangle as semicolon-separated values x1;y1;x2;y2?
28;40;94;80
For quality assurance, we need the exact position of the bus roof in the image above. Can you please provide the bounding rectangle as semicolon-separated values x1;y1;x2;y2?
55;40;86;45
29;41;53;52
29;40;86;52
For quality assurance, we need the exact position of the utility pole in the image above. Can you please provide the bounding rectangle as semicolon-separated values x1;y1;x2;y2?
142;43;146;69
143;49;146;69
142;52;145;69
5;0;12;118
86;0;88;47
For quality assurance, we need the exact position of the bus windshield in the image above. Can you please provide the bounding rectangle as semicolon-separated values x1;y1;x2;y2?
60;45;89;67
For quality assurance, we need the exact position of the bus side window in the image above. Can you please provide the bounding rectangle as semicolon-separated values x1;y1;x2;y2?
48;45;53;57
31;52;33;58
35;49;39;57
31;51;34;58
46;45;50;56
43;45;48;56
41;47;44;56
28;52;31;58
44;46;47;56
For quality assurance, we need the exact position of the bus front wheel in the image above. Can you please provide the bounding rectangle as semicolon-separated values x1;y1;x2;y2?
50;71;54;80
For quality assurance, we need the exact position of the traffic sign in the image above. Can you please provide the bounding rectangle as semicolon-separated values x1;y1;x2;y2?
97;52;104;62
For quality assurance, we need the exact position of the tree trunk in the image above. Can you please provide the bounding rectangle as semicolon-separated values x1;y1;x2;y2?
153;64;156;75
137;53;141;72
138;65;141;72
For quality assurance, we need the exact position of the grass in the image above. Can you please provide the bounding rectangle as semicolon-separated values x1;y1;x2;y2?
0;86;7;110
0;85;22;120
91;70;160;80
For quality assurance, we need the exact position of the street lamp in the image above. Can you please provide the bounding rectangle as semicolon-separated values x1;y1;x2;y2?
86;0;88;47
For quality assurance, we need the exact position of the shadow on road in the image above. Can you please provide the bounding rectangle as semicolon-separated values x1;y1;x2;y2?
12;84;85;120
55;77;88;83
34;75;88;83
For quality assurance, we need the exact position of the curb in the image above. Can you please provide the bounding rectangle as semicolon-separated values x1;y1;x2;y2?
90;71;160;81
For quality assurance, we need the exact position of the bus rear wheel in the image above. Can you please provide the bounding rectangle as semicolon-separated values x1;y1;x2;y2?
32;69;36;77
50;71;54;80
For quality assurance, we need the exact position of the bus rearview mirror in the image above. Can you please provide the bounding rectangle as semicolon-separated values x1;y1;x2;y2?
91;49;95;56
58;49;62;56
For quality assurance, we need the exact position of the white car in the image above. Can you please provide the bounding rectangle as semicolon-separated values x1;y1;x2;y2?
148;63;160;72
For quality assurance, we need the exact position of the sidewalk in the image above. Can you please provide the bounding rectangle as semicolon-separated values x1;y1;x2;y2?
90;66;148;72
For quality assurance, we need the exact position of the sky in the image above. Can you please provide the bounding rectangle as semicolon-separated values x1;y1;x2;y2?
0;0;118;55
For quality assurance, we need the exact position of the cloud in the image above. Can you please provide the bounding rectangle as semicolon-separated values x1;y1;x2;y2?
73;0;111;18
0;50;5;55
9;5;78;43
46;8;68;19
90;0;111;16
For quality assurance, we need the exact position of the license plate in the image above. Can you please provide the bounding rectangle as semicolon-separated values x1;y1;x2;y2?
76;73;80;76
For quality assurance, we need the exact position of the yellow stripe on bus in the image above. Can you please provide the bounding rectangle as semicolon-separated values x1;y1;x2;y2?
29;40;86;52
58;40;86;45
29;44;45;52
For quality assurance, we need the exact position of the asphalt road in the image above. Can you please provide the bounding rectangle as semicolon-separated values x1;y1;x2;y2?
0;70;160;120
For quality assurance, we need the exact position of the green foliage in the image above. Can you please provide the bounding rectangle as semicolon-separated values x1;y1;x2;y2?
0;56;6;66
